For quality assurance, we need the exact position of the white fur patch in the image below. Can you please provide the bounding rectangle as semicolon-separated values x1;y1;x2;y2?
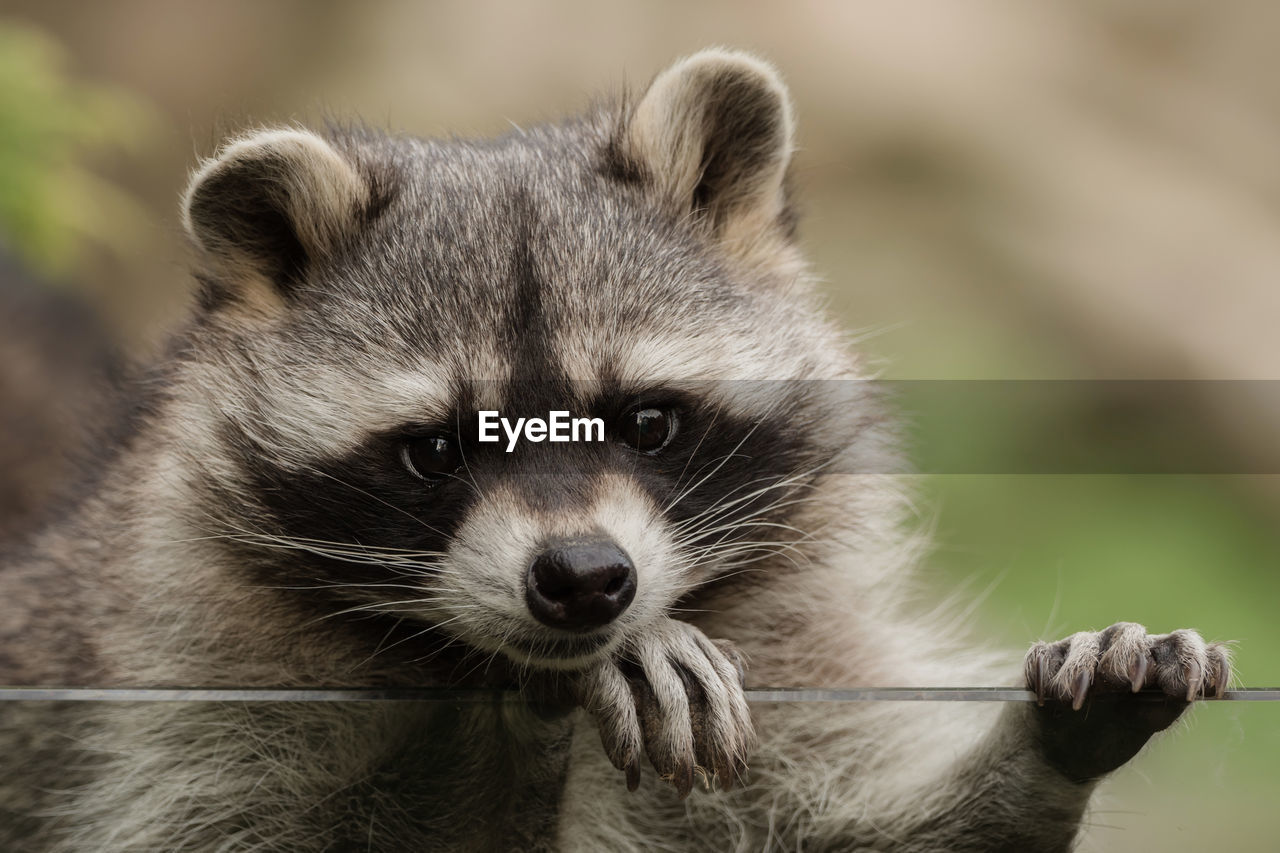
430;474;682;670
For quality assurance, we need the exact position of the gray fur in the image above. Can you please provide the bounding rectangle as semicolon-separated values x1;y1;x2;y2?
0;49;1230;851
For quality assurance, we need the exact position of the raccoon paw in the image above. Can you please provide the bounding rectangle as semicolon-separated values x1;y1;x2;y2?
576;620;755;798
1023;622;1231;782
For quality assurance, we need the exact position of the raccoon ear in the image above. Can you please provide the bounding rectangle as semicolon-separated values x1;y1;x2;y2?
182;128;372;306
620;49;795;242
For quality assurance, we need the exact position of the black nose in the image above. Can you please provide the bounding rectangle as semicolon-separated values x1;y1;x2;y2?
525;537;637;631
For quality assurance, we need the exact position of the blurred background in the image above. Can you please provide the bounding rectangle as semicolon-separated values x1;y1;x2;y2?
0;1;1277;848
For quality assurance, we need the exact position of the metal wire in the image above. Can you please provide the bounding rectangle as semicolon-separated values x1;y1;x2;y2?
0;687;1276;702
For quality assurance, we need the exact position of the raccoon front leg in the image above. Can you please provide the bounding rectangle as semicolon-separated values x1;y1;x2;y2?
896;623;1231;852
1023;622;1231;782
574;618;755;797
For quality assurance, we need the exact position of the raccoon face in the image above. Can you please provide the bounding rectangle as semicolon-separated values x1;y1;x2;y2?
177;50;866;670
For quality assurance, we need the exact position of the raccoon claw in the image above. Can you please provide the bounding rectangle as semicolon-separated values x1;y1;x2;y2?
1069;669;1091;711
1128;652;1148;693
577;619;755;795
1211;652;1230;700
1023;623;1232;781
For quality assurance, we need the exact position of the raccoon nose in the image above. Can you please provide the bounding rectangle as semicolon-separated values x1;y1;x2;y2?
525;538;637;631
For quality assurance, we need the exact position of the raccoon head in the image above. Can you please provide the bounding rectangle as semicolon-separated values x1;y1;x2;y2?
175;49;880;672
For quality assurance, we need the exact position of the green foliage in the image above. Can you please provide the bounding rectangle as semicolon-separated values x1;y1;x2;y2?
0;21;157;277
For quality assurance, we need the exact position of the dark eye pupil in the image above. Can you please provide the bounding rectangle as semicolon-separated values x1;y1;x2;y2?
622;408;673;452
402;436;461;481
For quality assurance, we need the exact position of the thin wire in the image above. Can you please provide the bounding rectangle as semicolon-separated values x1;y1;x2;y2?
0;687;1276;702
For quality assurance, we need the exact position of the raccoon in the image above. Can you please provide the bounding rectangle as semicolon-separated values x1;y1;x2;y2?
0;49;1232;852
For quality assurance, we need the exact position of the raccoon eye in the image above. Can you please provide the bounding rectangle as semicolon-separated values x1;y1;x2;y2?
399;435;462;483
619;407;677;454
